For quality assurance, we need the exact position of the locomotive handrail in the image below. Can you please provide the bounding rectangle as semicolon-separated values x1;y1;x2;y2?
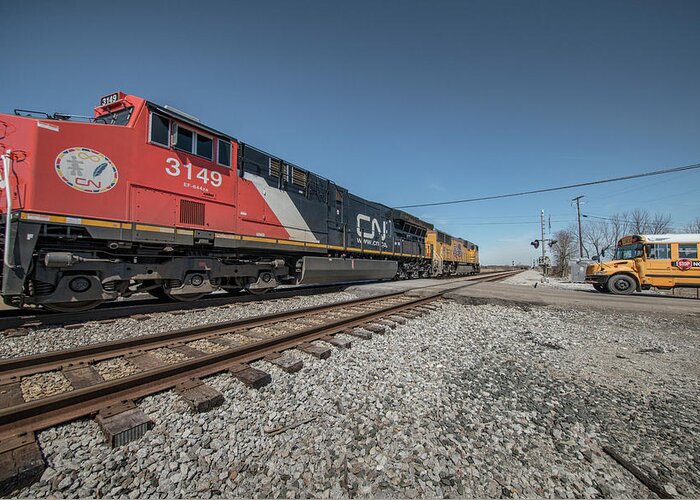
1;150;15;268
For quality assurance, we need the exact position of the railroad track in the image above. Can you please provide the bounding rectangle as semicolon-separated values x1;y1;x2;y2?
0;270;519;494
0;271;513;331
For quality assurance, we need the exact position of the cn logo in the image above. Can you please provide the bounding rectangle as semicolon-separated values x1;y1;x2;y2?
356;214;388;241
54;147;118;194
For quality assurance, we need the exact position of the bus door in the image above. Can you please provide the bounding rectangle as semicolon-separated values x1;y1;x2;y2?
644;243;673;287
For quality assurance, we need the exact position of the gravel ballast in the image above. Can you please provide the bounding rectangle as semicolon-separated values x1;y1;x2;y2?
7;297;700;498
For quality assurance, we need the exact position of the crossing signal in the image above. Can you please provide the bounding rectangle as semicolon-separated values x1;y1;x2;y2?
531;240;540;249
549;240;557;248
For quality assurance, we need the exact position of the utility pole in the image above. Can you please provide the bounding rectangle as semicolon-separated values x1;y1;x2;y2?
572;195;584;258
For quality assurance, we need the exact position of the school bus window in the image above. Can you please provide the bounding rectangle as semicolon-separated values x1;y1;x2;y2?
646;243;670;260
613;243;642;260
679;243;698;259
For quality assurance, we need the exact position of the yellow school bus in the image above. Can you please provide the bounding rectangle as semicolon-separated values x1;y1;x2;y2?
585;234;700;294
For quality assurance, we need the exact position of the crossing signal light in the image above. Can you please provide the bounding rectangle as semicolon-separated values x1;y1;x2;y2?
531;240;539;249
549;240;557;248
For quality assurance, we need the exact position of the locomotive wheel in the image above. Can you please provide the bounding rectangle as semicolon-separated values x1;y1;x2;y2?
43;300;105;312
244;286;271;295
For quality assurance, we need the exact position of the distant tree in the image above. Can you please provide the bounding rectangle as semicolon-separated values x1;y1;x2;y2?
606;213;631;249
609;209;673;235
626;209;651;234
685;217;700;233
648;213;673;233
582;221;614;260
551;227;576;277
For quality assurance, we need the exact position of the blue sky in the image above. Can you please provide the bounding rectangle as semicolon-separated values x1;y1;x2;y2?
2;0;699;264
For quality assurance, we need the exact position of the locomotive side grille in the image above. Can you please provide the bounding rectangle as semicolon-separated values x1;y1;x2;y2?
291;167;308;188
269;158;281;178
180;199;205;225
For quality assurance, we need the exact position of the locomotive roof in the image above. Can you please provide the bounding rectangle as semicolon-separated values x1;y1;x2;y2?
147;101;239;144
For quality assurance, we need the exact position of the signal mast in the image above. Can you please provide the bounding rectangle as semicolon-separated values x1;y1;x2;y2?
530;210;557;282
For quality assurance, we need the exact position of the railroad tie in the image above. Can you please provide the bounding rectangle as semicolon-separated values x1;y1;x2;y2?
347;328;372;340
0;381;25;410
3;328;30;338
374;319;397;328
62;365;104;390
95;400;154;448
0;433;45;497
169;345;206;358
387;315;408;325
324;336;352;349
408;308;428;317
264;353;304;373
208;337;240;348
229;364;272;389
175;378;224;413
297;342;332;359
126;352;164;371
396;312;420;320
362;324;386;335
95;319;117;325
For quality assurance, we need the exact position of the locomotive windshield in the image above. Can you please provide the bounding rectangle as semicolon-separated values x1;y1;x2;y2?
94;107;133;125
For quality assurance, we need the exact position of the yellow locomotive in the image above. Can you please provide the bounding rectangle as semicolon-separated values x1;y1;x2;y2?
425;230;480;275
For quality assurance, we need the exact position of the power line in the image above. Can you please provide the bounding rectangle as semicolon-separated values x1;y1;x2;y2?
420;213;571;221
395;161;700;209
446;219;575;226
581;214;683;232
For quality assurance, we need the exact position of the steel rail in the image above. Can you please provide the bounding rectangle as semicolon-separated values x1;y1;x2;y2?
0;292;442;440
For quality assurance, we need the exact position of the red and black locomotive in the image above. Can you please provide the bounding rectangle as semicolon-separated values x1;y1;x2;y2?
0;92;478;311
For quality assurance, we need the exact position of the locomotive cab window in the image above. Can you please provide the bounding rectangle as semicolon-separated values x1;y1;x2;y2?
173;124;215;160
149;113;170;146
196;134;213;160
173;124;194;153
95;107;133;126
217;139;231;167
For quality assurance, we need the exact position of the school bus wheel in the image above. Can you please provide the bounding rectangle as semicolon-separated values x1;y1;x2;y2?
607;274;637;295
